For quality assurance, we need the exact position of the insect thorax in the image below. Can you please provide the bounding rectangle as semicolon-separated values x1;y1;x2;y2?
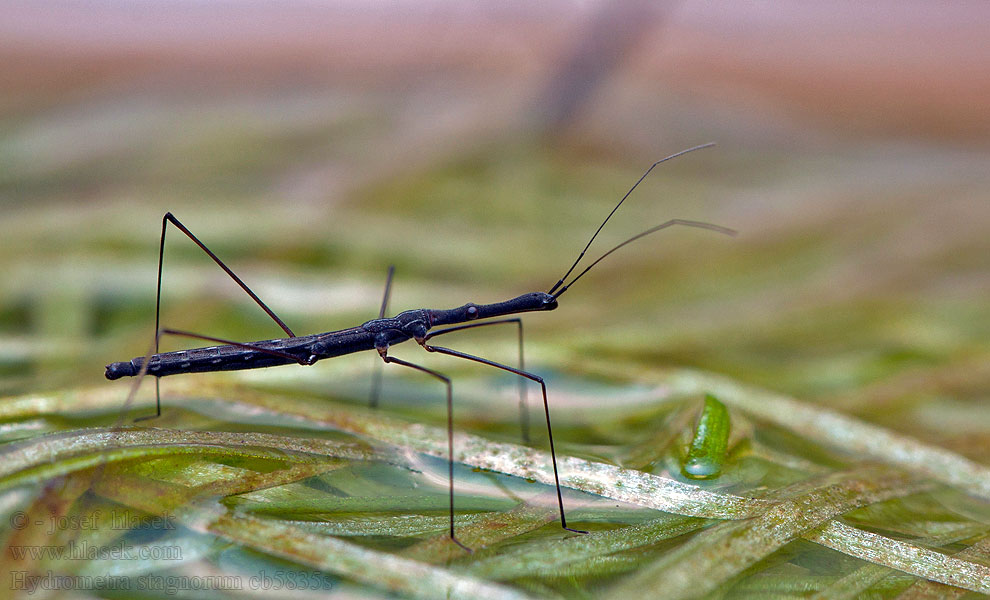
361;309;430;339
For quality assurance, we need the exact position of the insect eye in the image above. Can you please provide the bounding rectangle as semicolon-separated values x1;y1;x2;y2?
466;305;479;319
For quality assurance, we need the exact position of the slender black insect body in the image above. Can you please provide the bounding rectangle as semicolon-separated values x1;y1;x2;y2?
105;293;555;380
105;143;735;551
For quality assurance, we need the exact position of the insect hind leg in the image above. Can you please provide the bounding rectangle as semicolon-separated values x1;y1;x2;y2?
157;213;295;339
133;212;298;421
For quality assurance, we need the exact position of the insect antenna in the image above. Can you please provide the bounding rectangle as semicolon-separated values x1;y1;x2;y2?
547;142;716;296
551;219;736;298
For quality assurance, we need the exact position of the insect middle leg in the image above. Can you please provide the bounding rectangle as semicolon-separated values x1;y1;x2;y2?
146;212;296;419
416;338;587;534
369;266;395;409
376;345;472;552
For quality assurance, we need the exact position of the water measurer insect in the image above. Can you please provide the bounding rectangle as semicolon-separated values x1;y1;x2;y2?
105;143;736;551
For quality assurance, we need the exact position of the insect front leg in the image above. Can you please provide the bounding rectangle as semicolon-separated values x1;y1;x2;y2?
423;318;530;444
415;340;587;535
375;340;472;553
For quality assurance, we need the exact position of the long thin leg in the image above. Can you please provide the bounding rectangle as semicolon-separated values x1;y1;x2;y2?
424;318;529;444
377;347;472;553
417;340;586;534
134;328;316;421
151;212;296;418
369;266;395;408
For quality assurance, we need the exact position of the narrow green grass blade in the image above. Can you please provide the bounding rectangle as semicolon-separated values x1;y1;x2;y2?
604;467;928;599
808;564;902;600
401;504;558;564
209;511;533;600
468;514;708;580
0;426;380;490
803;520;990;594
895;535;990;598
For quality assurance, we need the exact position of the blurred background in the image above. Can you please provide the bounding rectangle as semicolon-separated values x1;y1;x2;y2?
1;1;988;452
